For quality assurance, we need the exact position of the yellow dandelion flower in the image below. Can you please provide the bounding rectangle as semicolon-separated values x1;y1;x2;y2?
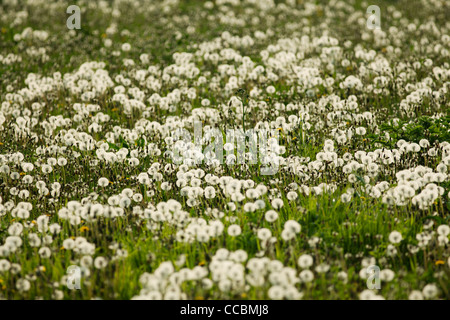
435;260;445;266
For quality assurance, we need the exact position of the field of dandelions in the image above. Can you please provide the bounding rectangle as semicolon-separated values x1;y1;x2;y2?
0;0;449;300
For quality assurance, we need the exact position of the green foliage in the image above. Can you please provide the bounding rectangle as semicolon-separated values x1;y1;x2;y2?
371;116;450;149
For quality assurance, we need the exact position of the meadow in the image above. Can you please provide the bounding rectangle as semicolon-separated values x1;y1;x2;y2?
0;0;449;300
